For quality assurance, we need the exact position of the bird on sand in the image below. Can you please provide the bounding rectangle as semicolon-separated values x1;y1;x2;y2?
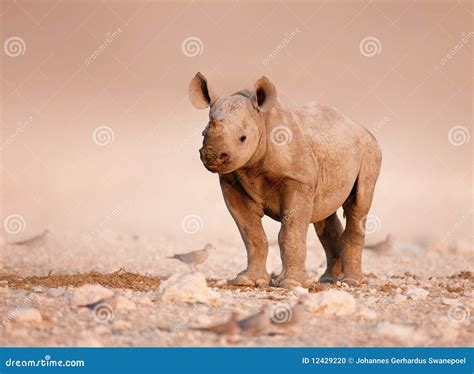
167;243;215;269
237;304;271;336
8;229;50;247
195;312;241;336
269;297;308;335
365;234;394;255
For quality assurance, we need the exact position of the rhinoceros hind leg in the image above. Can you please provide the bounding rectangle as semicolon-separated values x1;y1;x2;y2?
340;151;381;286
314;213;344;284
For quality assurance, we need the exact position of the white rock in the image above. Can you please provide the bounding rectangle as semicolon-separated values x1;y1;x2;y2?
376;322;425;344
305;290;356;316
291;286;309;297
405;287;429;301
357;307;378;320
442;297;458;305
72;284;114;306
115;295;137;311
32;286;43;293
47;288;66;297
157;271;219;304
9;308;43;324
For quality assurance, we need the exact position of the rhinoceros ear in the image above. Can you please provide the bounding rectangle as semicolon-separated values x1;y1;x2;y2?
253;76;277;113
189;72;217;109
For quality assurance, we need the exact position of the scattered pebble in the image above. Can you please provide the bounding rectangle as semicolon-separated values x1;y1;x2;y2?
441;297;458;305
305;290;356;316
405;287;429;301
157;271;219;304
72;284;114;306
394;294;408;303
9;308;43;324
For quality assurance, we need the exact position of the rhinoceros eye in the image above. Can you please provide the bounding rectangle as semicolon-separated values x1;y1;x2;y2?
239;135;247;143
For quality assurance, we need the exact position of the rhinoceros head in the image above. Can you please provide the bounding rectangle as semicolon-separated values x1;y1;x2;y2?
189;72;277;173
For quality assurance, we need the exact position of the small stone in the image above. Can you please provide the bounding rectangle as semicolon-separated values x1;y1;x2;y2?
291;286;309;297
9;308;43;324
32;286;43;293
72;284;114;306
305;290;356;316
442;297;458;305
394;294;408;303
368;288;377;295
215;279;227;287
405;287;429;301
157;271;219;304
463;290;474;298
47;288;66;297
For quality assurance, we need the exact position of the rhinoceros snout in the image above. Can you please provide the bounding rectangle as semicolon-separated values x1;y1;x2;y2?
199;147;230;169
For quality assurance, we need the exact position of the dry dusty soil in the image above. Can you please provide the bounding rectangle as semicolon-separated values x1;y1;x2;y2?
0;232;472;347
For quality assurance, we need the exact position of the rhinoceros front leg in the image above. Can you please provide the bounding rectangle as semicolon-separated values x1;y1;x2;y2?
273;184;313;288
220;177;270;287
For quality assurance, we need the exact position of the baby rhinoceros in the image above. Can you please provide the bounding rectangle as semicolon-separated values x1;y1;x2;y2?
189;72;382;288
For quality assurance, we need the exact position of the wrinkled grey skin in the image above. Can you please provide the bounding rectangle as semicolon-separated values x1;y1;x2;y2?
189;72;382;288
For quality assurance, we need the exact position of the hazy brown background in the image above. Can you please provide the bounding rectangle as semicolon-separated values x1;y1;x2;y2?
1;0;472;250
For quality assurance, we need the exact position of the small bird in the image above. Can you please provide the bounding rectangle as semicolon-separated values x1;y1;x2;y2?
8;229;50;247
195;312;241;336
365;234;394;255
167;243;215;269
238;304;271;336
270;297;308;334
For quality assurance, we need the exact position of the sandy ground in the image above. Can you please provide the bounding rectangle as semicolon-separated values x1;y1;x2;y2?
0;231;472;347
